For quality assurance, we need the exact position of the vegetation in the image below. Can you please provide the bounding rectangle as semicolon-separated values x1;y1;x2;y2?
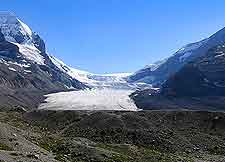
1;110;225;162
0;143;13;151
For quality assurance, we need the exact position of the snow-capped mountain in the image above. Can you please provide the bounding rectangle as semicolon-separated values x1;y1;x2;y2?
0;12;151;109
128;27;225;86
50;55;149;89
0;12;46;65
162;43;225;97
131;42;225;110
0;12;87;109
128;58;167;84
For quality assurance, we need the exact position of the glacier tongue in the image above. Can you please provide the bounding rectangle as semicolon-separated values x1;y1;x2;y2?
39;88;139;111
43;56;144;111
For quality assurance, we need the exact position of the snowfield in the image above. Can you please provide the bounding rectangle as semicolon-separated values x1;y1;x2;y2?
49;55;136;89
38;88;139;111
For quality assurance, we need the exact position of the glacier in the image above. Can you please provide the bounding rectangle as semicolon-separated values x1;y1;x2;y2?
49;55;150;89
38;88;139;111
0;12;151;111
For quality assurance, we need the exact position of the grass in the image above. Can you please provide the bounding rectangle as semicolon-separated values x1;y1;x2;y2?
0;143;13;151
208;145;225;155
96;143;194;162
1;110;224;162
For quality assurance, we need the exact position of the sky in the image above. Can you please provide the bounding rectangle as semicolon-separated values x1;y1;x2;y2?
1;0;225;74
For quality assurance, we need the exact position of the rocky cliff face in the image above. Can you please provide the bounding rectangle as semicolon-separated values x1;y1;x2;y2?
131;44;225;110
0;12;87;110
162;44;225;97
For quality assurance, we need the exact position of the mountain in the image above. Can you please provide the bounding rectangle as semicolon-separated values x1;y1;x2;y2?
0;12;152;110
162;44;225;97
129;26;225;86
128;58;168;85
0;12;87;109
131;43;225;110
50;55;150;90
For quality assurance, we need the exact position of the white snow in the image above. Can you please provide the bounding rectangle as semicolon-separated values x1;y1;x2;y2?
38;88;139;111
68;67;92;83
0;12;46;65
0;12;33;44
49;55;137;89
101;73;132;77
24;70;32;73
8;67;16;72
17;18;33;37
215;53;225;58
12;42;45;65
49;55;95;83
8;61;31;68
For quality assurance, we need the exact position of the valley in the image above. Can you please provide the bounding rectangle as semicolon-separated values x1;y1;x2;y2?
0;8;225;162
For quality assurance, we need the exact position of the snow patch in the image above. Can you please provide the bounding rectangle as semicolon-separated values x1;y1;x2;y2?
101;73;132;77
24;70;32;73
17;18;33;37
38;88;139;111
8;61;31;68
12;42;45;65
215;53;225;58
8;67;16;72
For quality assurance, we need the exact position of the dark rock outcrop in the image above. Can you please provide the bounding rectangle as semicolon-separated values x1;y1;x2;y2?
132;44;225;110
162;44;225;97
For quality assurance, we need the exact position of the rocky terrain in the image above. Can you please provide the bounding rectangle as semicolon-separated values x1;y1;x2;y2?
1;109;225;162
131;27;225;112
162;44;225;97
1;11;225;162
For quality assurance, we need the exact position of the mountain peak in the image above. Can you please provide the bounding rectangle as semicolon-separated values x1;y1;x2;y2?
0;11;33;44
0;11;19;25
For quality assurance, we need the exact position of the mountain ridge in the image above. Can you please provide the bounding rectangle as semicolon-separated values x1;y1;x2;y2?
0;12;88;109
128;27;225;86
131;42;225;110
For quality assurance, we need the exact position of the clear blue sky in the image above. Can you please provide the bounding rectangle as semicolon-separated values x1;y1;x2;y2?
1;0;225;73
